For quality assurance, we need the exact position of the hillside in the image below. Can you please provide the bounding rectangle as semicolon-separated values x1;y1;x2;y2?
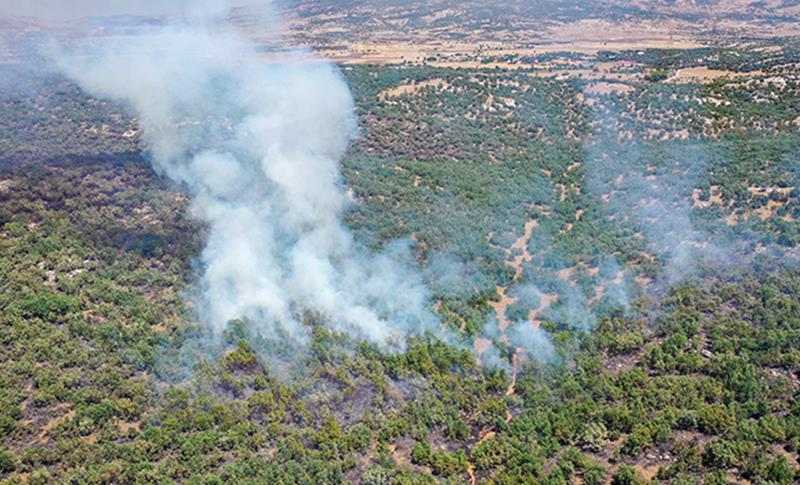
272;0;800;65
1;1;800;484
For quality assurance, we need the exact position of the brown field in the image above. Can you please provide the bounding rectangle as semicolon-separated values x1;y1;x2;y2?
668;66;764;83
278;2;796;72
584;81;634;95
379;78;453;99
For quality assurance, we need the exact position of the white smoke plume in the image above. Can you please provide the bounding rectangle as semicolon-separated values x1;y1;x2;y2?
52;10;439;349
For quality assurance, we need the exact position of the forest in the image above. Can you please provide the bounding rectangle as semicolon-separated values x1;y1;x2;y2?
1;38;800;484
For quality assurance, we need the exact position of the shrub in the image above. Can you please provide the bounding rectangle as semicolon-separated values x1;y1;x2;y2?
0;450;15;474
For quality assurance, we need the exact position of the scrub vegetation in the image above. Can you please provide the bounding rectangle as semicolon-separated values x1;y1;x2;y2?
1;10;800;485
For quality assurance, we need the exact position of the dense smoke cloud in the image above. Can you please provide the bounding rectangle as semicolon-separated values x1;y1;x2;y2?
51;8;440;351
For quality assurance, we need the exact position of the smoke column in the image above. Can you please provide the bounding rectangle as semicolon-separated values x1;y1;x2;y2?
54;11;437;349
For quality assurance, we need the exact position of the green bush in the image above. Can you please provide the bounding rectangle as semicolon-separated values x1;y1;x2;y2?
18;293;79;320
0;450;15;474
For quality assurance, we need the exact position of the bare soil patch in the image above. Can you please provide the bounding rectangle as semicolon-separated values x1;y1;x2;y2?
379;78;452;99
584;81;634;95
668;66;762;83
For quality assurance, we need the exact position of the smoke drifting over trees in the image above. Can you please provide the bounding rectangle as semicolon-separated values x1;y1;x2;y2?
9;1;760;370
49;5;442;353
